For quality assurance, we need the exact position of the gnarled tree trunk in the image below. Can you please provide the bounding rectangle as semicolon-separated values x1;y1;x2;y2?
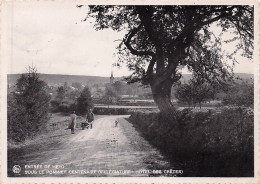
150;77;177;123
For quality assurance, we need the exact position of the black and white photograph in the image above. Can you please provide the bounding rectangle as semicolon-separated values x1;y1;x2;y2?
1;1;258;182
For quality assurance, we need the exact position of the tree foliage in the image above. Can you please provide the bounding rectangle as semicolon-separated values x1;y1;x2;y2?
8;67;51;142
56;86;66;104
103;85;120;105
76;86;94;115
72;82;83;91
87;5;253;82
112;81;125;94
175;77;216;108
223;80;253;107
68;90;80;102
175;83;193;106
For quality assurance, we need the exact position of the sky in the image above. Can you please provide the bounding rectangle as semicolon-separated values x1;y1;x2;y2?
5;2;254;77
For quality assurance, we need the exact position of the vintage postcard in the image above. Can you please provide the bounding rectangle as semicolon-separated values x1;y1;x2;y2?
0;0;259;183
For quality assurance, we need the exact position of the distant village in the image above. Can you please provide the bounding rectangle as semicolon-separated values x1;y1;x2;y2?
7;72;155;108
7;71;254;110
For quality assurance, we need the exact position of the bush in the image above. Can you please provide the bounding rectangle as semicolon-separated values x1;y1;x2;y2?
129;107;253;176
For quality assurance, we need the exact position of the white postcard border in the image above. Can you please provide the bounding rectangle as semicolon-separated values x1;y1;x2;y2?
0;0;259;183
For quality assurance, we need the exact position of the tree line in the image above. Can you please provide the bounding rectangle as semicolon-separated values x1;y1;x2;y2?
174;76;253;108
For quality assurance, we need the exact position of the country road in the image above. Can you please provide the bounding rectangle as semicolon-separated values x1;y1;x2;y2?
8;115;176;177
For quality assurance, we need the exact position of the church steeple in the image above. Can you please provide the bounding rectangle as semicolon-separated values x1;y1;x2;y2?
110;71;114;84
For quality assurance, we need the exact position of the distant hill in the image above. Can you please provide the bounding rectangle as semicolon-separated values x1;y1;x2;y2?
7;74;113;86
180;73;253;83
235;73;254;81
7;73;253;87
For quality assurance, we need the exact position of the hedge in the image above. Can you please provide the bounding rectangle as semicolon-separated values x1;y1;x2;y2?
129;107;253;177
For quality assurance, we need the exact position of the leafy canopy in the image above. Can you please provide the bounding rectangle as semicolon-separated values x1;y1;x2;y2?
175;77;216;107
85;5;253;85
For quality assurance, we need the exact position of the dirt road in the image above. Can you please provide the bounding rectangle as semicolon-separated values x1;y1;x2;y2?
8;115;174;177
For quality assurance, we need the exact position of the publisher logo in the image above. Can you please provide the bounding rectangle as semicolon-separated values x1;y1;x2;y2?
12;165;21;174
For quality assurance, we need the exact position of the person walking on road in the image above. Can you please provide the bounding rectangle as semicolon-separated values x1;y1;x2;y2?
69;111;77;134
86;109;94;129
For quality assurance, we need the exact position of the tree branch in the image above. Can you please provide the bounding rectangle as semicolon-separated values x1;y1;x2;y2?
142;58;156;85
123;24;155;57
135;6;165;72
146;57;156;76
197;6;235;26
135;6;162;47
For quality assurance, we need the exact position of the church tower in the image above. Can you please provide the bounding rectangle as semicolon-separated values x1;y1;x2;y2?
110;71;114;84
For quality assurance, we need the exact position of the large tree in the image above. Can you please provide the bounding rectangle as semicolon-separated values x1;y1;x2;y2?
85;5;253;120
8;67;50;142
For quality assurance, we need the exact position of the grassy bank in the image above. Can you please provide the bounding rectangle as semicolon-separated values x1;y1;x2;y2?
128;107;254;177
